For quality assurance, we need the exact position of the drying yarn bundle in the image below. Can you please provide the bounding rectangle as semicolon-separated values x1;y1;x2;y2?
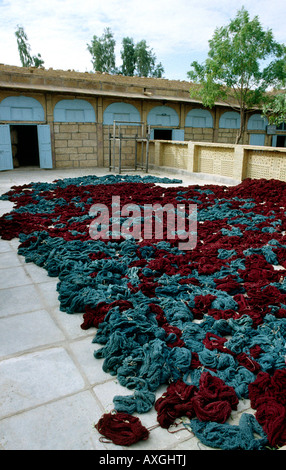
95;411;149;446
1;174;286;449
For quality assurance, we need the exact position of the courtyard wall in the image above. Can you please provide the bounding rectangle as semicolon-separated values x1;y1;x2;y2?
148;140;286;182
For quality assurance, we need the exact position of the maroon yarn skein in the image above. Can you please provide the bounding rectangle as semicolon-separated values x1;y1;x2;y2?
95;412;149;446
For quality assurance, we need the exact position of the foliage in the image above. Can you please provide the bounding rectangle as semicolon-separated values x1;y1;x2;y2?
262;50;286;126
133;40;164;78
120;37;136;76
263;92;286;126
88;29;164;78
87;27;116;74
187;7;285;143
15;25;44;68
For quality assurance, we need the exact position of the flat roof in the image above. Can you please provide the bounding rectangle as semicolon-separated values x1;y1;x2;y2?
0;64;230;107
0;80;212;104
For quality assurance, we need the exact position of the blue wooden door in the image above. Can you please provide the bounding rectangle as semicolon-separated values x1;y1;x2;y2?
37;125;53;168
0;125;13;170
249;134;265;146
172;129;185;141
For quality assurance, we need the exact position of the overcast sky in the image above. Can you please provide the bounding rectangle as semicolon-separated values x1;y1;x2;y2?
1;0;285;81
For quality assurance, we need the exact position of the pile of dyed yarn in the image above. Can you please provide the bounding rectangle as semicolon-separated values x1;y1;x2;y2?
1;174;286;450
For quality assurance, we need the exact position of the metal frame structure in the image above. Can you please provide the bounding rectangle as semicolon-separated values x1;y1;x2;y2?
108;121;150;174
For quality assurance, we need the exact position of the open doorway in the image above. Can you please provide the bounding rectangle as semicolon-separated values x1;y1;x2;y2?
153;128;173;140
276;135;286;148
10;125;40;168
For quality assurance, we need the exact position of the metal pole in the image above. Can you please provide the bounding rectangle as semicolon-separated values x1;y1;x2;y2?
119;131;122;174
135;130;138;170
112;121;116;170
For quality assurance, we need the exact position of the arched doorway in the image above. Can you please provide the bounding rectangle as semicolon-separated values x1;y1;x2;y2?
0;96;52;170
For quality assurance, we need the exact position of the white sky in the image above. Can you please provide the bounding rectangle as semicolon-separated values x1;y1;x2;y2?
0;0;285;81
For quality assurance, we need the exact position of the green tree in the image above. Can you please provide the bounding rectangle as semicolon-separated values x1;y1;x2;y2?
120;37;136;76
87;27;116;73
152;62;164;79
134;40;164;77
262;50;286;125
15;25;44;68
187;7;284;143
263;92;286;126
88;28;164;78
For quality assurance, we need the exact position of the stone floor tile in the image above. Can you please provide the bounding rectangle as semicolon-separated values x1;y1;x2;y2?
35;280;60;307
0;390;105;450
0;265;32;289
0;347;85;418
0;310;65;357
50;307;88;340
0;284;45;317
0;251;22;268
93;379;132;414
0;239;13;253
22;262;56;283
69;337;112;386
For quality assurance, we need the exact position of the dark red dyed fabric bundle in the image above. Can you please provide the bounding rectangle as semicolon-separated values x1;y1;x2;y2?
191;395;232;423
250;370;286;406
198;371;238;407
95;412;149;446
192;294;217;319
155;372;238;428
255;398;286;448
155;379;198;428
203;332;232;354
249;370;286;447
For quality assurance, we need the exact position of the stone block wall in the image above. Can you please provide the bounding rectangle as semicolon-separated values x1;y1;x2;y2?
53;123;97;168
217;128;246;144
184;127;213;143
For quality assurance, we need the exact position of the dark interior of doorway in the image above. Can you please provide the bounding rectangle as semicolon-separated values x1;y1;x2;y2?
276;135;286;148
11;125;40;167
153;128;172;140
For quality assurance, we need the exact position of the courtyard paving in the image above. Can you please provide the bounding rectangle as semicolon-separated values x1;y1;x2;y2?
0;166;265;451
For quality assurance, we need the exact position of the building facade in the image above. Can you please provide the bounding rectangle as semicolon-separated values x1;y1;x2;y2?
0;64;284;171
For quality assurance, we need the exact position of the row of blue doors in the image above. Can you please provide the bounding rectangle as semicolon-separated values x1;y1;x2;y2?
0;124;53;171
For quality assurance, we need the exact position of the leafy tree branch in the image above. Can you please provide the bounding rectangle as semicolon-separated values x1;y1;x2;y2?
15;25;44;68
